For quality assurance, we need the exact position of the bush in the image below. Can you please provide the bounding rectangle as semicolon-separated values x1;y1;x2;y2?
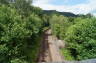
65;18;96;60
50;15;71;39
50;14;96;60
11;59;28;63
0;5;43;63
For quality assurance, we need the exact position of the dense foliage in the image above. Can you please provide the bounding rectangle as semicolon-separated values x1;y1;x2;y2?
0;0;44;63
0;0;96;62
50;15;73;39
65;18;96;60
50;14;96;60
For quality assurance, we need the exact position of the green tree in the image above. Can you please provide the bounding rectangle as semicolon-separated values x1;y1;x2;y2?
0;0;9;5
13;0;33;17
50;15;71;39
65;18;96;60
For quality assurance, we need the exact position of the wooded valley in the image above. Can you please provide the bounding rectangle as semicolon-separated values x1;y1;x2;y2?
0;0;96;63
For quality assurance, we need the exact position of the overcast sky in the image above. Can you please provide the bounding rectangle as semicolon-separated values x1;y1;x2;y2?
33;0;96;15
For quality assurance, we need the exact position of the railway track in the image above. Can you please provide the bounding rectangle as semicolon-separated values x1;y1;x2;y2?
36;29;63;63
36;29;96;63
36;29;52;62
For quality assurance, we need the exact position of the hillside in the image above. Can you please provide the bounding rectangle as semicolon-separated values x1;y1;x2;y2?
43;10;78;17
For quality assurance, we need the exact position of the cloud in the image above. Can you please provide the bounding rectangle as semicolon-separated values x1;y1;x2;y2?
33;0;50;4
33;0;96;14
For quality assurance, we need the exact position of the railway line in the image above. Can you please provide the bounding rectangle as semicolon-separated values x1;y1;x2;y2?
36;29;63;63
36;29;96;63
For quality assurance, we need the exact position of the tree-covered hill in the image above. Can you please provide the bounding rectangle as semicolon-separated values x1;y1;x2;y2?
42;10;78;17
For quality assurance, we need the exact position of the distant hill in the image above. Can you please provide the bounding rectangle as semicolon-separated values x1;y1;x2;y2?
42;10;78;17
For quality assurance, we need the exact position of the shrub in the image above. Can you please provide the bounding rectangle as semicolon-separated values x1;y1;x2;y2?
65;18;96;60
50;15;71;39
0;5;43;63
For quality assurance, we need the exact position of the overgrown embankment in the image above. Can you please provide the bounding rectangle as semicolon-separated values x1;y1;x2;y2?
50;14;96;60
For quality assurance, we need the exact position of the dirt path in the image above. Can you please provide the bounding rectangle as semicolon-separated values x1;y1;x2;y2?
37;29;64;62
36;29;96;63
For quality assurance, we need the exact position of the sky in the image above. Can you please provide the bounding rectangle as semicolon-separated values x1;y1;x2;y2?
33;0;96;15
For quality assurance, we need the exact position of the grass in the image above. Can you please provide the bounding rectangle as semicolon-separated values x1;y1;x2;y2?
61;48;74;61
23;34;42;63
